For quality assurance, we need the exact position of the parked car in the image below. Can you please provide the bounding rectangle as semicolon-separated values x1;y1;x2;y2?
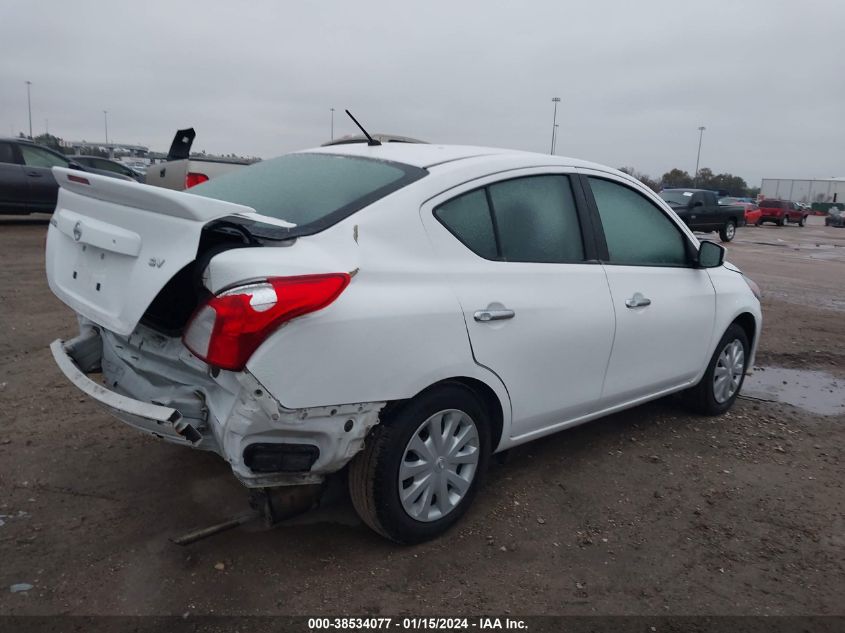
0;138;89;214
825;207;845;227
71;156;145;182
46;145;762;543
757;199;808;226
659;188;746;242
144;128;252;190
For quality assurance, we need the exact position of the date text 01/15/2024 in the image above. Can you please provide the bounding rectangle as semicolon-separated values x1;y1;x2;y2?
307;617;528;630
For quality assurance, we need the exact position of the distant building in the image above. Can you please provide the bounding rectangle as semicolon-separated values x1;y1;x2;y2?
760;177;845;204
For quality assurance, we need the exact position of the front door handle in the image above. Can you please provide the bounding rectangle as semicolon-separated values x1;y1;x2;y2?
474;308;515;322
625;293;652;309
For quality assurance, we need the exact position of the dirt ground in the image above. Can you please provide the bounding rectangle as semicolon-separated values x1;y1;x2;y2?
0;215;843;616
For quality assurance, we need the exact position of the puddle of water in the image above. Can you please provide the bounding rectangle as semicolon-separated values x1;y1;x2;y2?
741;367;845;416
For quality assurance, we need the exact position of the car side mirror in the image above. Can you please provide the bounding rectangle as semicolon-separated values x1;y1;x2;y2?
693;200;704;208
697;241;725;268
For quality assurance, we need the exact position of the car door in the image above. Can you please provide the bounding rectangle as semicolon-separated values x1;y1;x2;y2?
701;191;721;227
580;172;716;405
0;141;31;213
420;170;616;440
18;144;70;211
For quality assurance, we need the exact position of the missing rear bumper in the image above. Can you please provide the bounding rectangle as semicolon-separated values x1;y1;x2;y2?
51;335;203;445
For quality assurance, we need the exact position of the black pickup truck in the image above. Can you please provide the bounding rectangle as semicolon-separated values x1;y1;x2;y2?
659;189;746;242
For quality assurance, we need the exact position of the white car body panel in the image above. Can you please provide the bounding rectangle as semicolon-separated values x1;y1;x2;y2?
598;264;716;402
418;167;616;437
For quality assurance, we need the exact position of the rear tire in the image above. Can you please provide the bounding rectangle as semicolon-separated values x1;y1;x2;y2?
348;384;491;543
779;215;787;226
719;220;736;242
799;215;807;227
684;324;750;416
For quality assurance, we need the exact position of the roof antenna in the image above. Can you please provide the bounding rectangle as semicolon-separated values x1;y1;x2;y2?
345;110;381;146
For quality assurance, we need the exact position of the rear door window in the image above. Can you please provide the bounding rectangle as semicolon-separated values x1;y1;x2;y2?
434;174;585;263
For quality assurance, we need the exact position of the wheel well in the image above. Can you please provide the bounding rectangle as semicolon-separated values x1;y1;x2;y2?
385;377;505;452
732;312;757;348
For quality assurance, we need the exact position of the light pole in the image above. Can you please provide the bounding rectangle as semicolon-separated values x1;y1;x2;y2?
25;81;32;139
550;97;561;155
694;125;706;186
103;110;109;144
330;108;335;141
553;124;560;155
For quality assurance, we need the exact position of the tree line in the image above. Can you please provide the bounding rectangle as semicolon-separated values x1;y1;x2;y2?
618;166;759;198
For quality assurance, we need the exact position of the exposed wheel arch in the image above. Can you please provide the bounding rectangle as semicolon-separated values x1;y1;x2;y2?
381;377;505;453
732;312;757;351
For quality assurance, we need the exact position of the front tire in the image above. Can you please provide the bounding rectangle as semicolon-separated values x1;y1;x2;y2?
348;384;491;543
799;215;807;227
684;324;750;416
719;220;736;242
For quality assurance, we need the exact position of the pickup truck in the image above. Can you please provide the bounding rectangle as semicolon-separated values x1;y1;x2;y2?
757;199;809;227
659;188;746;242
145;128;252;191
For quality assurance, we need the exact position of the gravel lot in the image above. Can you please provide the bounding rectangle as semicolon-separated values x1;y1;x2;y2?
0;215;843;616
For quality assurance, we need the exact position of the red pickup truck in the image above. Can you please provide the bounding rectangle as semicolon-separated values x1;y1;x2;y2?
756;199;808;227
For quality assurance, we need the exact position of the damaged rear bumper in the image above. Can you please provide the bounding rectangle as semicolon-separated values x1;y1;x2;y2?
51;326;385;488
50;333;203;445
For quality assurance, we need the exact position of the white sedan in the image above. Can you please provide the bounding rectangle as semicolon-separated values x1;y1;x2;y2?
46;143;762;543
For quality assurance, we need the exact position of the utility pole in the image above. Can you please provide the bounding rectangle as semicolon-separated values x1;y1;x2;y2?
330;108;335;141
550;97;561;155
25;81;32;139
694;126;706;186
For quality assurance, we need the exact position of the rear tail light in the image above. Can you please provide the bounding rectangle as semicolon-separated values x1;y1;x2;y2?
185;172;209;188
183;273;351;371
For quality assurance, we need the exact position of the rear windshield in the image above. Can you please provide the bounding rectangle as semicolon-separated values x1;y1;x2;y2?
190;153;426;236
760;200;784;208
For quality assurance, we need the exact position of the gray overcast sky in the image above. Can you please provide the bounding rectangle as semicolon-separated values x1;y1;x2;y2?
2;0;843;185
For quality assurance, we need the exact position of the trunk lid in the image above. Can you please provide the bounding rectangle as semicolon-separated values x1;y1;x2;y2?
166;128;196;161
46;167;255;335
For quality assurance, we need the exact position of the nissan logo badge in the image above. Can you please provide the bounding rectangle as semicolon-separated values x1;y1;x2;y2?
73;221;82;242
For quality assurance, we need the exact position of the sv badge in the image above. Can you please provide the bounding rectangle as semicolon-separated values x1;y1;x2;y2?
148;258;166;269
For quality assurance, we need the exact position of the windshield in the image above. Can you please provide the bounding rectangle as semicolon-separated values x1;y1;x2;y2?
831;207;844;216
659;191;693;206
190;153;426;236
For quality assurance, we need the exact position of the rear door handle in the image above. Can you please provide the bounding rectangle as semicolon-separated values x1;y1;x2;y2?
625;293;651;308
474;309;515;322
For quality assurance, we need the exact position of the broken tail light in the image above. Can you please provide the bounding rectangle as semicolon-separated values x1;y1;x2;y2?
185;172;209;188
183;274;351;371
